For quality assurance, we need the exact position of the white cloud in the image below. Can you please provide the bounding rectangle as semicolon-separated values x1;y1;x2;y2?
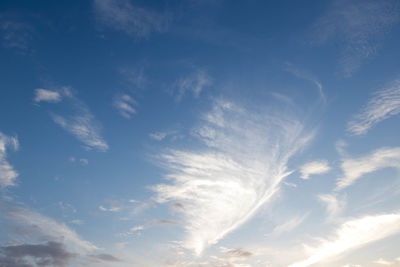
113;94;136;119
174;69;212;101
268;213;309;237
3;205;98;254
318;194;345;221
299;160;331;180
284;63;325;102
312;0;399;77
34;88;62;103
93;0;171;37
42;87;108;152
152;99;313;255
337;147;400;190
0;19;34;53
347;76;400;135
289;212;400;267
149;131;168;141
374;258;394;265
0;132;19;187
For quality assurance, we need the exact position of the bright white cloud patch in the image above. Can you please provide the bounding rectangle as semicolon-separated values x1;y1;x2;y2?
300;160;331;180
34;88;62;103
348;77;400;135
174;69;212;101
93;0;171;37
0;133;19;187
152;99;312;255
374;258;394;265
337;147;400;190
289;213;400;267
113;94;136;119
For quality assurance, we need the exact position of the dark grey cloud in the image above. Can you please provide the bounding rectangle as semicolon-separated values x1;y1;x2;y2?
90;253;122;263
0;242;76;267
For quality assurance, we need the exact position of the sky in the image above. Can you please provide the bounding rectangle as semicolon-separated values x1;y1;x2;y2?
1;0;400;266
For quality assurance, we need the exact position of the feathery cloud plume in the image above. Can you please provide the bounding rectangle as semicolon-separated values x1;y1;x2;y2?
299;160;331;180
337;147;400;190
152;99;313;255
93;0;171;37
348;76;400;135
0;132;19;188
289;212;400;267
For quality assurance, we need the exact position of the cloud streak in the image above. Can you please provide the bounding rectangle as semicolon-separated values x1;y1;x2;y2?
337;146;400;190
289;212;400;267
152;99;313;255
0;132;19;188
348;76;400;135
174;69;212;101
34;87;108;151
93;0;171;37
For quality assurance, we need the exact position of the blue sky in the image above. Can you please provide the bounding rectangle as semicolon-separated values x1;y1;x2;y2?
1;0;400;266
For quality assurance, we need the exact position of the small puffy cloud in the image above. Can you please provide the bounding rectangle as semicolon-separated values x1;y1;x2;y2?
337;147;400;190
0;241;76;267
93;0;171;37
174;69;212;101
149;131;168;141
299;160;331;179
34;89;62;103
0;132;19;187
113;94;136;119
348;76;400;135
288;213;400;267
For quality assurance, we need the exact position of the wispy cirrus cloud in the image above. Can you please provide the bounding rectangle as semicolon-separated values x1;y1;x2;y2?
284;63;325;102
318;194;346;222
337;147;400;191
173;69;212;101
152;98;313;255
312;0;400;77
299;160;331;180
0;18;34;54
0;132;19;188
289;212;400;267
268;213;309;237
34;87;109;151
93;0;171;37
2;204;98;253
113;94;136;119
348;76;400;135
